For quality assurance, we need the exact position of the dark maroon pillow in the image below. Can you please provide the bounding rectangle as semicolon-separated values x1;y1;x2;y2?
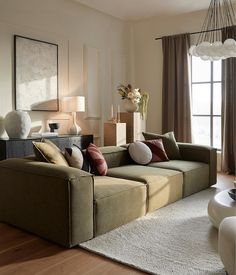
86;143;108;176
142;139;169;162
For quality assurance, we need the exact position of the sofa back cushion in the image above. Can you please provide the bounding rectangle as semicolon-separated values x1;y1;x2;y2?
100;146;133;168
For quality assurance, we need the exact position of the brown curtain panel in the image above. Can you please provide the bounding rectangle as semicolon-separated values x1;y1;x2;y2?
162;33;192;142
222;26;236;174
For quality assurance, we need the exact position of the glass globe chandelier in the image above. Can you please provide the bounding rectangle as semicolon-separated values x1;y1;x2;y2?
189;0;236;61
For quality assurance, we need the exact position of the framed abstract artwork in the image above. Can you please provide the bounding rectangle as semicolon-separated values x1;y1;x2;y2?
14;35;59;111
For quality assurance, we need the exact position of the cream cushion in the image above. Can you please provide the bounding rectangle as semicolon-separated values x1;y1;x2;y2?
128;141;152;165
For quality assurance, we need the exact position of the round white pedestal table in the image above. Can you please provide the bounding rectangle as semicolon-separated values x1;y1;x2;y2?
208;189;236;229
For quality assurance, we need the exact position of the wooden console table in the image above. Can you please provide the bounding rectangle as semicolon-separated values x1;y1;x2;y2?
0;134;93;160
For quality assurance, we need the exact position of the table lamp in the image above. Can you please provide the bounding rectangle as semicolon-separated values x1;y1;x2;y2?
61;96;85;135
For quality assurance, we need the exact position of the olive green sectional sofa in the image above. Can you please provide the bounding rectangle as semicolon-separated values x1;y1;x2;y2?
0;143;216;247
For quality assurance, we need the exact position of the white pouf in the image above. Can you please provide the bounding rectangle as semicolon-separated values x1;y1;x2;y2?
0;116;5;137
4;110;31;139
219;217;236;275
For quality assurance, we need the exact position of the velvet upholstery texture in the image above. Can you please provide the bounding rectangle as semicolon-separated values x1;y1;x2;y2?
0;158;94;247
178;142;217;187
148;160;209;197
94;176;146;236
100;146;133;168
0;143;217;247
107;165;183;213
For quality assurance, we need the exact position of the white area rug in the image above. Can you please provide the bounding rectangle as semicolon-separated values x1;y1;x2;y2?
81;188;225;275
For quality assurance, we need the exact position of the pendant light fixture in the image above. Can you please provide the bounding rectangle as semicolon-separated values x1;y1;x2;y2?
189;0;236;61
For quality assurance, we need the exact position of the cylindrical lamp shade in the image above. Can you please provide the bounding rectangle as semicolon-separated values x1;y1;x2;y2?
61;96;85;113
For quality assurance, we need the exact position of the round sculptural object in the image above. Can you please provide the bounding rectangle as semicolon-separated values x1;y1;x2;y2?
4;110;31;139
0;116;5;137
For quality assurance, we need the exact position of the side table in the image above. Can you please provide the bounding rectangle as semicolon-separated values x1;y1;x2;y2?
119;112;146;143
104;122;126;146
208;189;236;228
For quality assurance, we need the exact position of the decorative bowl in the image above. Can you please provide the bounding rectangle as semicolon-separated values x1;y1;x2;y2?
228;189;236;201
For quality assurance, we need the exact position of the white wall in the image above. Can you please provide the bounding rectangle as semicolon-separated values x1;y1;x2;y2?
0;0;131;144
132;10;208;133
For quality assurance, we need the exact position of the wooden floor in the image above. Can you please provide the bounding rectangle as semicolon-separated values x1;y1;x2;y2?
0;173;234;275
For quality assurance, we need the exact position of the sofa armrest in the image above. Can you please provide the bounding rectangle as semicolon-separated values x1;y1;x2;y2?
177;142;217;187
0;158;94;247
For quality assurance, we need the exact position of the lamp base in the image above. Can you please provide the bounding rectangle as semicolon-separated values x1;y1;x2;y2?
69;123;81;135
69;112;82;135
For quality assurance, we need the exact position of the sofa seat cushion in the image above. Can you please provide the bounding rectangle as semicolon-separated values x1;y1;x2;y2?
94;176;146;236
107;165;183;213
148;160;209;197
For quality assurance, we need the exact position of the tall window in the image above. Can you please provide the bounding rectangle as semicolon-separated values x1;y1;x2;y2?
191;56;222;150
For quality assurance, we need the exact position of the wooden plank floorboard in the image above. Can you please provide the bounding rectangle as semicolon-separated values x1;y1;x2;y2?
38;249;144;275
0;225;143;275
0;224;37;254
0;246;80;275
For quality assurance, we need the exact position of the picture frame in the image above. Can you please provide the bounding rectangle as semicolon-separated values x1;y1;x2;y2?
14;35;59;111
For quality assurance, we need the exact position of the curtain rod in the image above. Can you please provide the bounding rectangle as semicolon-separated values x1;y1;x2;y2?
154;27;222;40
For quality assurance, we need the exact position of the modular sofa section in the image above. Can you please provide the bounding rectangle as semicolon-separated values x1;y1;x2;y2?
94;176;146;236
107;165;183;213
149;160;209;197
178;143;217;187
0;158;94;248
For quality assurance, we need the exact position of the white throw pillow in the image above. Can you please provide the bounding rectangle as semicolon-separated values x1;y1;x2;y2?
65;144;90;172
128;141;152;165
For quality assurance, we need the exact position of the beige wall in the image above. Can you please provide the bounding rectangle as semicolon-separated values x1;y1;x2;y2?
0;2;220;141
0;0;131;144
132;10;208;133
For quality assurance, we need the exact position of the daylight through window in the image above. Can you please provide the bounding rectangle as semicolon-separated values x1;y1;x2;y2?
191;56;222;150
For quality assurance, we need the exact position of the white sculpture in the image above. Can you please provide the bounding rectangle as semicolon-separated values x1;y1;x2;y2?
4;110;31;139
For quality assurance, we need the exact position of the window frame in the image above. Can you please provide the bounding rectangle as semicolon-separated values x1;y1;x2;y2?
191;58;222;150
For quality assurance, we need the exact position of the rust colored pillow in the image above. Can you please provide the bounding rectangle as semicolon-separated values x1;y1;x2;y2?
142;139;169;162
86;143;108;176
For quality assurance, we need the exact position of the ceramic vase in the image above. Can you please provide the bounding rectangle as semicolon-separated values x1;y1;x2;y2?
4;110;31;139
123;99;139;113
0;116;5;137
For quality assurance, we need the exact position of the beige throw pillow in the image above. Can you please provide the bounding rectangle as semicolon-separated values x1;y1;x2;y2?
32;140;69;167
